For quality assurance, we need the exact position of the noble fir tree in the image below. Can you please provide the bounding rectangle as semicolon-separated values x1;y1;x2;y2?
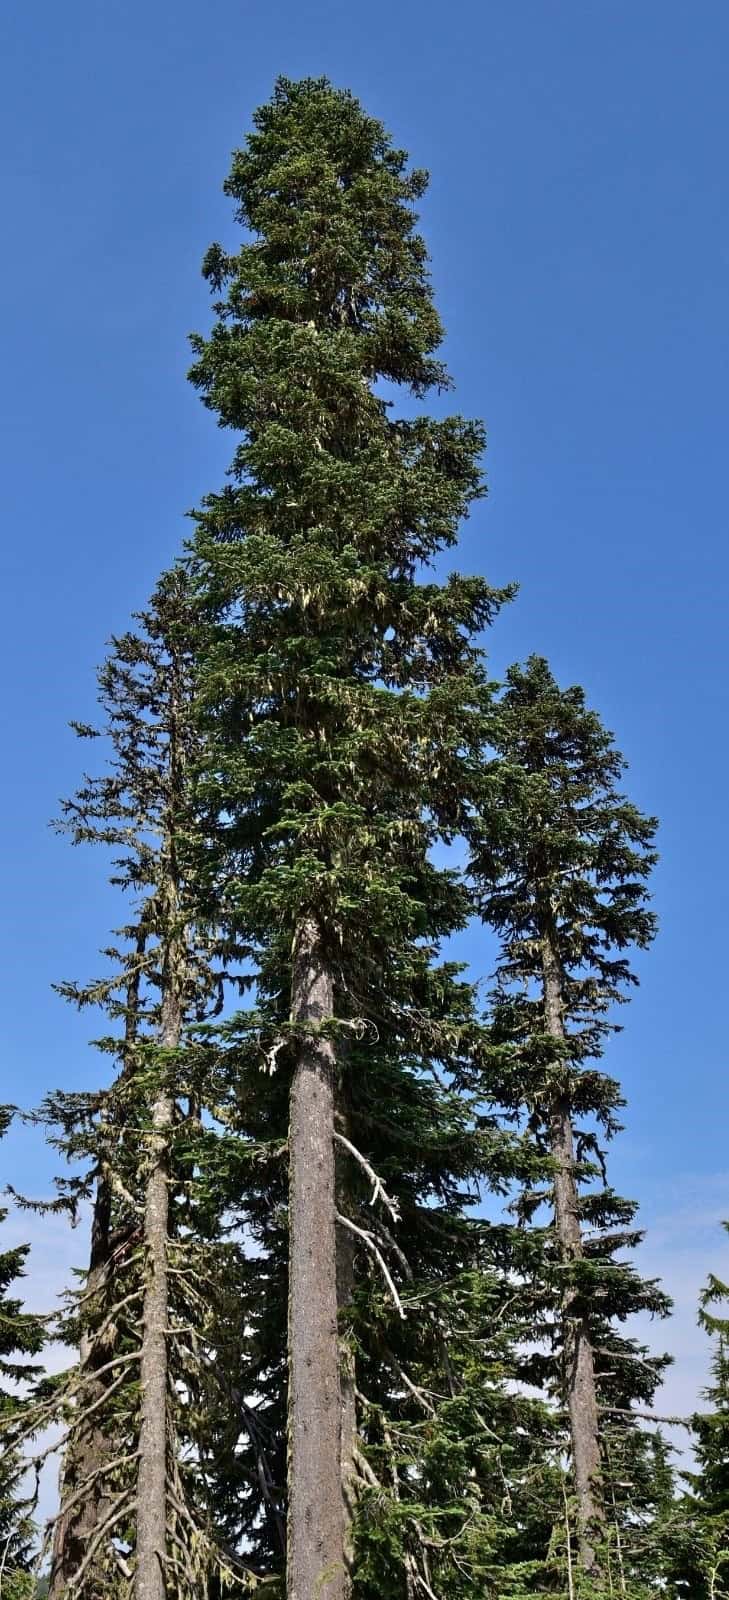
0;1109;45;1600
187;74;515;1600
468;656;673;1592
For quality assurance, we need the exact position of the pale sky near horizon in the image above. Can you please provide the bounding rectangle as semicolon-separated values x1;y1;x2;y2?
1;0;728;1521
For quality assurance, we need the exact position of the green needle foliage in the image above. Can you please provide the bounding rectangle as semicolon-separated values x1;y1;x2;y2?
188;74;508;948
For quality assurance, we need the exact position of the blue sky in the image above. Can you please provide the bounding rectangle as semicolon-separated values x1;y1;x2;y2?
1;0;727;1450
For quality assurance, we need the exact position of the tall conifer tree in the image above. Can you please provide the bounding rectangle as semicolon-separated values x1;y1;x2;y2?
187;75;509;1599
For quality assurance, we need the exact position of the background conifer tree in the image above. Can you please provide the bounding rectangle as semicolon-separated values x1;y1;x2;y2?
11;574;252;1598
467;656;672;1589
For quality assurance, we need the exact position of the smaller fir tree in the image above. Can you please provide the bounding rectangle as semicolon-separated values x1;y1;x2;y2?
11;573;253;1599
468;656;672;1591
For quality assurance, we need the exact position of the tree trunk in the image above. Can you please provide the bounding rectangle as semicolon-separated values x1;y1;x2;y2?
287;916;346;1600
541;921;604;1573
47;1174;113;1599
135;677;184;1600
134;1080;175;1600
134;931;184;1600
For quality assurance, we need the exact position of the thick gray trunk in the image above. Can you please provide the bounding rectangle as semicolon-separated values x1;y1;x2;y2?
134;1081;174;1600
287;917;346;1600
541;924;604;1573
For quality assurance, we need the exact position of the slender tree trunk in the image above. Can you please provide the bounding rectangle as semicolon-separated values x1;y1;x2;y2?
134;1072;175;1600
48;1174;113;1599
134;932;183;1600
287;916;346;1600
135;683;185;1600
541;920;604;1573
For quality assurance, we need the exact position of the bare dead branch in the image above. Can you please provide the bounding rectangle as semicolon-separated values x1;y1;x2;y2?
333;1132;400;1222
336;1211;406;1319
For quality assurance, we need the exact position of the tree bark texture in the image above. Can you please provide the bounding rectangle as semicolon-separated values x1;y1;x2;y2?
541;920;604;1573
135;678;184;1600
134;1070;175;1600
287;917;346;1600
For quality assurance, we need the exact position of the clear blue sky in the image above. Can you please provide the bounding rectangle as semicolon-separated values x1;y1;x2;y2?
1;0;727;1420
